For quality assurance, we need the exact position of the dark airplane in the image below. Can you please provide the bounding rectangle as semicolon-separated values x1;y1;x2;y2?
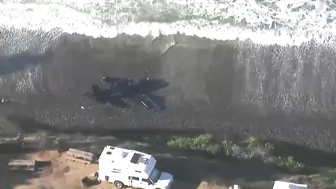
85;74;169;110
102;76;168;93
101;76;134;91
101;70;150;88
83;85;130;108
101;75;168;110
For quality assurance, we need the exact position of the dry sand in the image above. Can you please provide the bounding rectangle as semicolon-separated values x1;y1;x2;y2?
2;150;220;189
5;150;109;189
197;181;230;189
3;149;333;189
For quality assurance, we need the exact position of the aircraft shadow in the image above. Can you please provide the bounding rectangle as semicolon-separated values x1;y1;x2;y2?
0;52;51;75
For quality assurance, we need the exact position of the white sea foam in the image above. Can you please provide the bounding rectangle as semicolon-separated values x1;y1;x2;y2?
1;0;336;46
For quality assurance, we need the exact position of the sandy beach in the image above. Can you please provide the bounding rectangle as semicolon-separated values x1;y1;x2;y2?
0;34;335;151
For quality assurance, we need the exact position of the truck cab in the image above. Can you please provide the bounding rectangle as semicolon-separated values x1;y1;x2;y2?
127;168;173;189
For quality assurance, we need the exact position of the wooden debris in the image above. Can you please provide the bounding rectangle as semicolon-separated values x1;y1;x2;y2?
66;148;94;164
8;159;36;171
8;159;52;172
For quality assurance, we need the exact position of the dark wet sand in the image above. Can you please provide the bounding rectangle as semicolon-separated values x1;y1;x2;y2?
0;34;336;151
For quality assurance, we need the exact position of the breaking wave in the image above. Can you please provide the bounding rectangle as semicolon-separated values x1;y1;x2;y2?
1;0;336;46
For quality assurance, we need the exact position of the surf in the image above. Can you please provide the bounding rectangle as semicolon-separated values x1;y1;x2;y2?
1;0;336;46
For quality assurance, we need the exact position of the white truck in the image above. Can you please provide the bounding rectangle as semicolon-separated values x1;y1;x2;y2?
272;181;307;189
95;145;173;189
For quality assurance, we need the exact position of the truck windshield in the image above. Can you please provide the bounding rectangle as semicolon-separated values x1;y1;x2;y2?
149;168;161;183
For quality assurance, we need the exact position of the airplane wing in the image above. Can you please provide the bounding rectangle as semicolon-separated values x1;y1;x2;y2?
101;77;123;86
134;94;165;111
108;97;130;108
103;77;134;89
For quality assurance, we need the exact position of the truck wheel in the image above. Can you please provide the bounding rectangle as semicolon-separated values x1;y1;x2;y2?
114;181;124;189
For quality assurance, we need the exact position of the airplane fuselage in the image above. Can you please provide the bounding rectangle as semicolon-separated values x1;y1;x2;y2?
109;80;167;98
94;76;168;110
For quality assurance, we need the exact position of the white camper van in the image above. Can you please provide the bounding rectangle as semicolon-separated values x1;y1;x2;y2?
96;145;173;189
272;181;307;189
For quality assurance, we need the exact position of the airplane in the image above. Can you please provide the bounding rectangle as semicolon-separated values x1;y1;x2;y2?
101;70;149;88
90;74;169;110
83;85;131;108
101;76;134;91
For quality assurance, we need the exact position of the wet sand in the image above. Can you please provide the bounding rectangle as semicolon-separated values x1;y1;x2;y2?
0;34;335;151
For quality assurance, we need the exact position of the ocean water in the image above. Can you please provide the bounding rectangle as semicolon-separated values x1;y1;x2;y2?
1;0;336;45
1;0;336;150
